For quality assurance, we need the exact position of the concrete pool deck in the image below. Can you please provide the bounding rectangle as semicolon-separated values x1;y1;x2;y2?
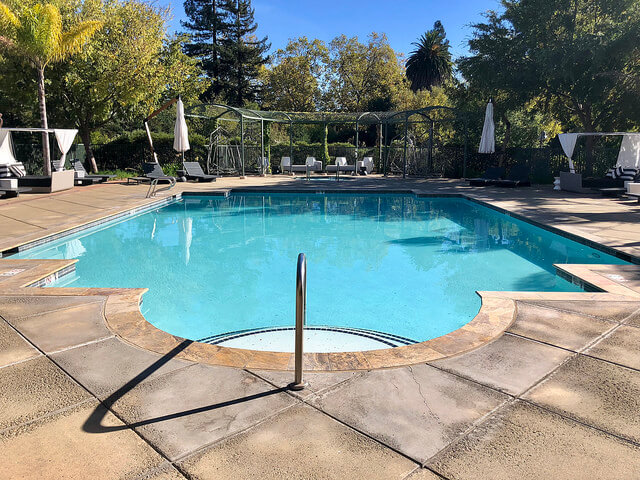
1;176;640;478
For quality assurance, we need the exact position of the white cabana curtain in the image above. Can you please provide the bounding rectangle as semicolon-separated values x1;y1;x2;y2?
0;130;16;165
53;129;78;171
617;134;640;169
478;101;495;154
558;133;578;173
174;98;190;154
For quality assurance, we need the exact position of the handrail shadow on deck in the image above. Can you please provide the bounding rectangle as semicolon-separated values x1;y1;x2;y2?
82;339;286;433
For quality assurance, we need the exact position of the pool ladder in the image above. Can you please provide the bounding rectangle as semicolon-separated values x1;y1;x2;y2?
289;253;306;391
146;177;177;198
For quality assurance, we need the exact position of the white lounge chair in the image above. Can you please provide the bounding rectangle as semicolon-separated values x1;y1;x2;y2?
291;157;322;173
327;157;355;173
281;157;292;174
357;156;374;174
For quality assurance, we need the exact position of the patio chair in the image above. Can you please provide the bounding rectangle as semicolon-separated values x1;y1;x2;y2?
183;161;217;182
494;165;531;188
281;157;292;174
127;163;175;185
291;157;322;173
357;156;374;175
327;157;355;173
71;159;115;185
468;166;505;186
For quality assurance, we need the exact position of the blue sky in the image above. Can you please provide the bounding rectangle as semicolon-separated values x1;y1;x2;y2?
159;0;503;60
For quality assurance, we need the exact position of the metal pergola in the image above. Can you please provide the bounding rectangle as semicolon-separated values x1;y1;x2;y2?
180;104;470;178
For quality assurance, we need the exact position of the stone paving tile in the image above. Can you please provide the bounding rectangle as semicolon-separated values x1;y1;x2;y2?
625;309;640;327
0;295;105;321
0;215;43;237
524;355;640;443
310;364;508;464
521;300;640;323
430;334;572;396
508;302;615;351
405;468;445;479
0;356;90;431
0;317;39;367
248;368;360;398
0;401;166;480
24;197;104;215
109;363;298;461
138;463;187;480
0;204;72;228
428;400;640;480
8;301;111;353
585;325;640;371
177;404;417;480
52;336;192;399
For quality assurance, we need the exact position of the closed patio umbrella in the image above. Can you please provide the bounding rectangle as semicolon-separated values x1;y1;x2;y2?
478;100;495;154
174;97;190;160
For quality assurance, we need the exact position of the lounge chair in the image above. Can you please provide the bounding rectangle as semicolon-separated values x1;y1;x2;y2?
327;157;355;173
183;161;217;182
291;157;323;173
281;157;292;174
357;156;374;175
468;166;505;186
71;159;115;185
494;165;531;187
127;163;176;185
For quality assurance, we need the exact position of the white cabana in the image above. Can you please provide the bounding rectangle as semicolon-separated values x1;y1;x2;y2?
478;100;495;154
174;98;190;157
558;132;640;173
0;127;78;171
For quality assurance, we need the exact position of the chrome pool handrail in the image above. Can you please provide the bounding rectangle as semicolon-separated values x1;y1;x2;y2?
289;253;306;391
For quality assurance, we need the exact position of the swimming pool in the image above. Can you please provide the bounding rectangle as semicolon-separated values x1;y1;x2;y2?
13;193;626;352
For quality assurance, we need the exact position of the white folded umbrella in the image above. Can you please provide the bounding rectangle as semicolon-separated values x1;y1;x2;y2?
478;101;495;154
174;98;190;157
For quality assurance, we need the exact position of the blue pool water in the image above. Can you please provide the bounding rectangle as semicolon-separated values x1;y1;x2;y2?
13;193;626;351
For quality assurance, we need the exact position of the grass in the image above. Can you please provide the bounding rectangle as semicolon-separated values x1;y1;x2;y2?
96;169;138;180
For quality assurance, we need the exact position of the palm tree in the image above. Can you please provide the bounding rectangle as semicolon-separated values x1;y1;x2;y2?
0;3;101;175
406;21;453;92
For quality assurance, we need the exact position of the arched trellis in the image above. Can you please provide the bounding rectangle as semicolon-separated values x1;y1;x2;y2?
178;104;470;178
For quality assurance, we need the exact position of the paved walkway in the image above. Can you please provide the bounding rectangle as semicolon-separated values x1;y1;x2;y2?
1;177;640;479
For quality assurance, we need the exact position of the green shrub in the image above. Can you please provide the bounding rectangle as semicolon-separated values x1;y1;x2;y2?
88;130;208;171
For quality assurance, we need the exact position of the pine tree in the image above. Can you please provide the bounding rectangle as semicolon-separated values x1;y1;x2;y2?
181;0;230;100
182;0;269;106
219;0;269;106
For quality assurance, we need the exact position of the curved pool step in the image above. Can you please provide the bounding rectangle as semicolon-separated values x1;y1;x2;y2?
197;326;418;353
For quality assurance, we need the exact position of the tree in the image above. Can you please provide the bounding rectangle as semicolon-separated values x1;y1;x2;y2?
406;21;453;92
325;33;405;112
45;0;204;171
181;0;230;101
219;0;269;106
182;0;268;106
0;2;100;174
259;37;328;111
459;0;640;173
